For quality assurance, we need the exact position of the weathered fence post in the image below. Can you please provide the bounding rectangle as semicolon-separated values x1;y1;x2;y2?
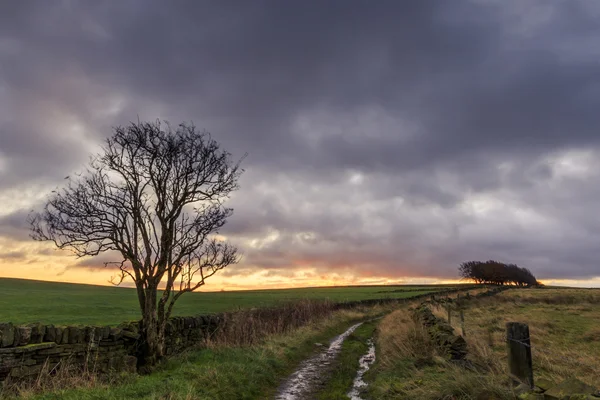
446;305;452;324
460;309;465;337
506;322;534;388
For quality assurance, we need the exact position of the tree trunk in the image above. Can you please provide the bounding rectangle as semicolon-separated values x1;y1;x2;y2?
140;285;165;367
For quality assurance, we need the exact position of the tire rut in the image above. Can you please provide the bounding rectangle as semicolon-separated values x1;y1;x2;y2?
347;337;376;400
275;322;363;400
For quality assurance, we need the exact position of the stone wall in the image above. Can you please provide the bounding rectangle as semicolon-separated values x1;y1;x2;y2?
0;314;223;383
163;315;222;355
411;286;511;360
413;304;468;360
333;286;474;310
0;323;137;382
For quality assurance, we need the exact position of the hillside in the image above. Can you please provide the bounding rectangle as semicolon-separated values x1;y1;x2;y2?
0;278;461;325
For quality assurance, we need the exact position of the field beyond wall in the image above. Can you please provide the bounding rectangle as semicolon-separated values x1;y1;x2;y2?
368;287;600;399
0;278;465;326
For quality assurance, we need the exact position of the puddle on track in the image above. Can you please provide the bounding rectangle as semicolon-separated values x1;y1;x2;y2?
347;337;376;400
275;322;363;400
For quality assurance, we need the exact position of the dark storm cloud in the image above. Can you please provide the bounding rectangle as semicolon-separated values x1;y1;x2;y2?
0;209;31;241
1;0;600;282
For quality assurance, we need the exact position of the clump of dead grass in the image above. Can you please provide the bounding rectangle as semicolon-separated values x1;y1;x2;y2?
455;288;600;386
495;288;600;305
370;305;512;400
208;300;396;347
209;299;336;346
377;308;435;368
1;356;126;400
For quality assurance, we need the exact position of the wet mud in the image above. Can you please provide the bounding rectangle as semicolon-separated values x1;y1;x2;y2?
275;322;363;400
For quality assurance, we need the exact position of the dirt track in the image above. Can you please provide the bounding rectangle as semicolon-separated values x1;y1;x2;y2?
275;322;364;400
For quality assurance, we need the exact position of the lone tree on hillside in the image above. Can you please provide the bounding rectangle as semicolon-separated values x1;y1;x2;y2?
29;121;244;365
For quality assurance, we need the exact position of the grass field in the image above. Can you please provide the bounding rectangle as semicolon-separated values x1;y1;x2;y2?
4;283;597;399
451;288;600;387
367;287;600;399
0;278;463;326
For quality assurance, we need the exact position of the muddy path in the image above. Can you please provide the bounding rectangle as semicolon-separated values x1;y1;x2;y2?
275;322;363;400
347;337;376;400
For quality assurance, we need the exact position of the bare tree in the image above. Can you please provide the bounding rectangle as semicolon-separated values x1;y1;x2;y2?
29;121;244;365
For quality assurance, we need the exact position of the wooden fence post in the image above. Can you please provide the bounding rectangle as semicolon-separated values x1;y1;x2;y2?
446;305;452;324
506;322;534;388
460;309;465;337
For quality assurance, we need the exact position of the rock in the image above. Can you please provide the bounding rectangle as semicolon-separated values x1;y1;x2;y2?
60;327;69;344
544;377;598;400
517;392;544;400
17;326;32;346
28;323;46;343
109;327;122;339
123;355;138;373
54;327;64;344
68;327;83;344
100;326;111;339
536;378;555;392
0;323;15;348
514;383;533;396
448;335;467;359
9;364;43;378
43;325;56;342
121;330;140;340
84;326;97;342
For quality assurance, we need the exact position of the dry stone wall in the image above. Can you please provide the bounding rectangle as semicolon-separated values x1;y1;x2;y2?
0;322;137;382
0;315;222;383
413;304;468;360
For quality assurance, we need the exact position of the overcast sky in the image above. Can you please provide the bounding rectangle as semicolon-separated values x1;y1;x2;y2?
1;0;600;288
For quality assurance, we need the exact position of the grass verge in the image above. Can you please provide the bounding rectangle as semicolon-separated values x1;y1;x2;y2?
366;288;600;399
443;288;600;387
365;307;512;400
315;320;378;400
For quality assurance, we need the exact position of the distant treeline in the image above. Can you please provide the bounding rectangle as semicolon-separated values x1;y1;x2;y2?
458;260;538;286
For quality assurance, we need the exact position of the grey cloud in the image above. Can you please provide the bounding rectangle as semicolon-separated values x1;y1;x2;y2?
0;209;31;241
1;0;600;283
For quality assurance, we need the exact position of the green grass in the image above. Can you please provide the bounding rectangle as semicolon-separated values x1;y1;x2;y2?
316;320;378;400
12;309;383;400
0;278;462;326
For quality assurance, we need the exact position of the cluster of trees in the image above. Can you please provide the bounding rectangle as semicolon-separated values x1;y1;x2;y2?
458;260;538;286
